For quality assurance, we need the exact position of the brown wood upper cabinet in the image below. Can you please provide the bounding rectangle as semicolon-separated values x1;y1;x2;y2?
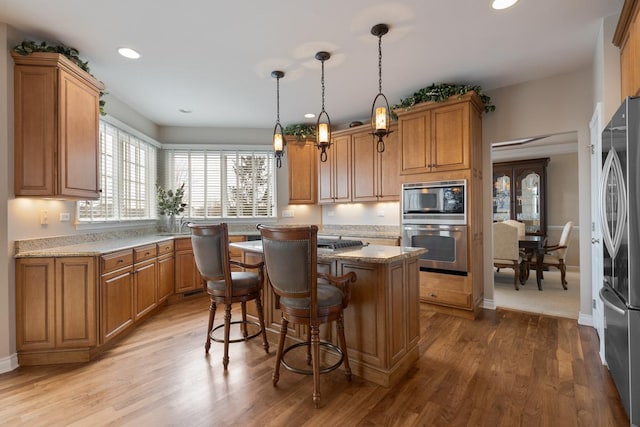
318;132;352;204
287;137;317;204
11;52;104;199
396;93;483;176
351;124;400;202
615;0;640;99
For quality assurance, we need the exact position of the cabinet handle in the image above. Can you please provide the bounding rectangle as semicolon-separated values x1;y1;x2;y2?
117;259;124;263
145;252;150;256
429;293;437;298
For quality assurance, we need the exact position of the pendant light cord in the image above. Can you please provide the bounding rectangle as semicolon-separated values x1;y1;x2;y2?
378;34;383;95
321;59;326;112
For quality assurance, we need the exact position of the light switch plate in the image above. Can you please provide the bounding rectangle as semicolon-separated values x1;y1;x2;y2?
281;209;294;218
60;212;71;222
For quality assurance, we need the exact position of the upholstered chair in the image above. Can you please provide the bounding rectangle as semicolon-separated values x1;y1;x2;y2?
493;222;524;290
502;219;526;238
189;223;269;370
257;224;356;408
533;221;574;289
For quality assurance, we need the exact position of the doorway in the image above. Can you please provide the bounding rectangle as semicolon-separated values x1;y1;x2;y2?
491;132;581;319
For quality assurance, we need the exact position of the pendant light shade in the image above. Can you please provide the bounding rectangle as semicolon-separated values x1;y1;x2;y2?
271;70;285;168
370;23;392;153
315;51;332;162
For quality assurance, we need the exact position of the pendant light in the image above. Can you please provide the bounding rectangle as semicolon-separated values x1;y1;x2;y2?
315;51;332;162
271;70;285;168
370;23;392;153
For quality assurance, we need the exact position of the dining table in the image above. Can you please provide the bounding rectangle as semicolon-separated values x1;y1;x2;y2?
519;235;547;290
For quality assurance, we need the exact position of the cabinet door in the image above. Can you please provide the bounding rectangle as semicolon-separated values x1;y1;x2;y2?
318;140;335;204
16;258;56;351
58;69;101;199
399;112;431;174
431;102;469;172
288;139;317;204
157;255;175;303
101;267;134;344
133;259;157;320
352;131;377;202
13;65;57;196
333;134;352;202
175;250;200;293
377;127;400;200
55;257;97;348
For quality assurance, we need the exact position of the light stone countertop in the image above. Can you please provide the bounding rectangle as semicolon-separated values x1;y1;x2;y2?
230;240;425;264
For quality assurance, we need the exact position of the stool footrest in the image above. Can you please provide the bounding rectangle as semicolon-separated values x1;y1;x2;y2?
210;320;263;343
281;341;344;375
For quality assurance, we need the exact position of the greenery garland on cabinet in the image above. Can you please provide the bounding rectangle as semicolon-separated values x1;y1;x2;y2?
391;83;496;117
12;40;107;115
284;124;316;140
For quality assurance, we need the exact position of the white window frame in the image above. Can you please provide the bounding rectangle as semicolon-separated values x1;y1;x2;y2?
163;145;277;221
76;115;160;229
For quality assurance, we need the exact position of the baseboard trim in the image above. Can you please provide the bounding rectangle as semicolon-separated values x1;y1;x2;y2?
483;298;496;310
578;312;593;327
0;352;19;373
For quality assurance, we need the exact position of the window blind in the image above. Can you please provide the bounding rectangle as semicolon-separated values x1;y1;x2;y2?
164;149;275;219
78;121;157;222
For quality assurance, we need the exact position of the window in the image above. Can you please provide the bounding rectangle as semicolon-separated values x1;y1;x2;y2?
78;119;158;222
164;148;276;219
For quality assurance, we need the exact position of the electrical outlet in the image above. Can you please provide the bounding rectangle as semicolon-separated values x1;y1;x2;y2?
281;209;294;218
60;212;71;222
40;210;48;225
327;210;335;217
377;210;385;217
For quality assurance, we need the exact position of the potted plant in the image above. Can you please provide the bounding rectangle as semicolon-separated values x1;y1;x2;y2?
156;183;187;233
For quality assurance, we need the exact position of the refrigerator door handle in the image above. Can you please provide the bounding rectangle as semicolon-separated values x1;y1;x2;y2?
599;286;627;316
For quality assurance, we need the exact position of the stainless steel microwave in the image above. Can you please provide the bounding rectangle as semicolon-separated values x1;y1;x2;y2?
402;179;466;225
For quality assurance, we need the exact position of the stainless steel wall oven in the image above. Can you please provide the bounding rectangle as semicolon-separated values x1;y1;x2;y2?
402;223;468;275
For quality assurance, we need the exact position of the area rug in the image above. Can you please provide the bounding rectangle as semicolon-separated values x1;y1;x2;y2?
493;269;580;319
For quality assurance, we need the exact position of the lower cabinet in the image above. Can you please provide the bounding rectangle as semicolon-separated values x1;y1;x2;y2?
16;257;97;362
174;238;201;293
157;246;175;303
100;250;135;345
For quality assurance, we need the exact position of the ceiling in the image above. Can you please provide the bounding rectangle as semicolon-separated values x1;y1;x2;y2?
0;0;623;130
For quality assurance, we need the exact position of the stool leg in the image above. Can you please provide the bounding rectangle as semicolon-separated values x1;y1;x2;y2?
223;304;231;370
273;317;288;386
337;313;351;381
205;299;216;354
306;326;312;366
255;294;269;354
311;323;321;408
241;301;248;338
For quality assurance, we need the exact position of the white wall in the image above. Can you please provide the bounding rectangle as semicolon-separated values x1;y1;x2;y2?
0;23;16;372
483;66;594;318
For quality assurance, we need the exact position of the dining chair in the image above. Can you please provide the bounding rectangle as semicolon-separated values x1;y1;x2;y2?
257;224;356;408
493;222;525;290
533;220;574;289
189;223;269;369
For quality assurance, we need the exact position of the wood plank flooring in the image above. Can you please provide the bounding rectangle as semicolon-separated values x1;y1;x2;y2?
0;296;630;426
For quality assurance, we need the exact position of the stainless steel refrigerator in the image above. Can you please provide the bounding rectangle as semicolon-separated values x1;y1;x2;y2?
600;96;640;425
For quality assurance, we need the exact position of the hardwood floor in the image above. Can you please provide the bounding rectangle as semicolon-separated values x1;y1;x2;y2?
0;296;629;426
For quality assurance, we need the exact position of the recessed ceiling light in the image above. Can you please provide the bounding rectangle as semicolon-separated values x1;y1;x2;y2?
492;0;518;10
117;47;141;59
304;113;315;119
179;108;192;114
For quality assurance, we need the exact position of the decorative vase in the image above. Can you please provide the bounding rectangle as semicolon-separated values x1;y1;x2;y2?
161;214;177;233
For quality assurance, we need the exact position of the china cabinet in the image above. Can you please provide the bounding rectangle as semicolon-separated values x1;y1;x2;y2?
492;158;549;236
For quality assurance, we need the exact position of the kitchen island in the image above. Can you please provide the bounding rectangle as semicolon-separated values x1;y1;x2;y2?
231;240;426;387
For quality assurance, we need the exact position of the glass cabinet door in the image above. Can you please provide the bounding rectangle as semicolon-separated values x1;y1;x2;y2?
516;170;541;234
493;173;511;222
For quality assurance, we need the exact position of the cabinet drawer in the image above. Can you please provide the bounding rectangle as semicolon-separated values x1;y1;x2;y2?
420;286;471;308
134;244;157;263
101;250;134;273
157;240;174;256
174;238;192;252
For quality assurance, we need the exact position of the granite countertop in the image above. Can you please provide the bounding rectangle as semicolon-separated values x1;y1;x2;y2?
229;240;425;264
13;224;402;258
